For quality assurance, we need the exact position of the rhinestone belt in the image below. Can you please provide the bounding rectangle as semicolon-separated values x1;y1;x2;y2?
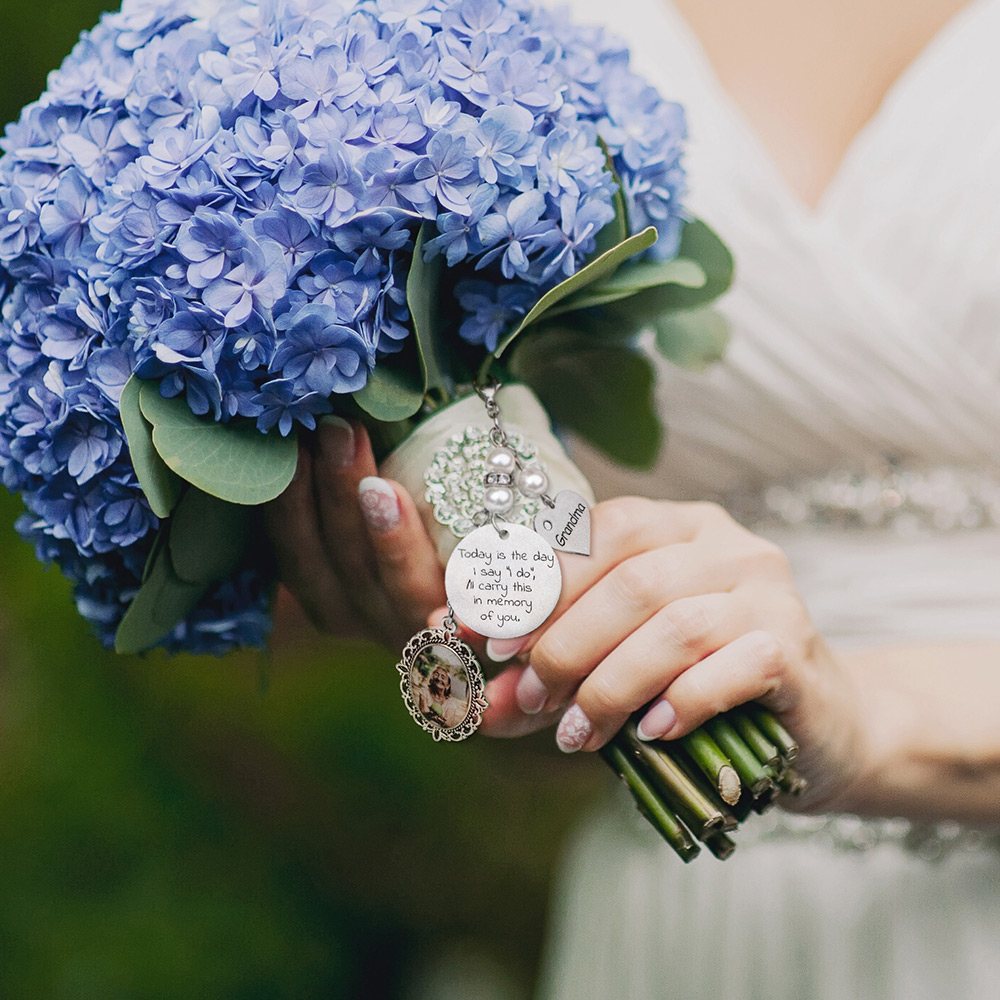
741;463;1000;533
723;461;1000;856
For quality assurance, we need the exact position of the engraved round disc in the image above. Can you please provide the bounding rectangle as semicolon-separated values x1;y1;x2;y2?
445;523;562;639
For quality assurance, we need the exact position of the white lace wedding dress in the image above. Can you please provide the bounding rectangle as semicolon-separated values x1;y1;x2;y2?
538;0;1000;996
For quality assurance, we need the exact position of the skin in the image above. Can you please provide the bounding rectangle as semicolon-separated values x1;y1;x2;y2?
670;0;973;208
262;420;445;650
265;0;1000;825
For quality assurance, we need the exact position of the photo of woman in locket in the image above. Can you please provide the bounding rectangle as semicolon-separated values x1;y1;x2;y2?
411;647;472;731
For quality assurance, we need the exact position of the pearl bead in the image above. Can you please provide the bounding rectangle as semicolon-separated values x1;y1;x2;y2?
517;464;549;498
485;446;517;476
483;484;515;514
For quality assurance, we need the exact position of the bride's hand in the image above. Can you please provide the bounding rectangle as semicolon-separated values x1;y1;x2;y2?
477;497;867;810
263;417;446;648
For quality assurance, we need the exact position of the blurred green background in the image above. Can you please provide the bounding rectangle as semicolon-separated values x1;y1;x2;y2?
0;5;602;997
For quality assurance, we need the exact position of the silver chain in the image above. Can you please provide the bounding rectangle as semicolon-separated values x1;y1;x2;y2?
474;376;556;516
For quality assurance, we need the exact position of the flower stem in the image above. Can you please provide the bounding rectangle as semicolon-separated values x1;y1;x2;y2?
732;707;781;771
751;706;799;762
703;830;737;860
706;717;776;797
776;766;809;797
600;742;701;862
621;722;731;838
680;727;742;805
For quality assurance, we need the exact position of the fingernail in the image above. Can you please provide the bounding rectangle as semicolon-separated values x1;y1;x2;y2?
556;703;593;754
486;636;528;663
637;699;677;741
515;665;548;715
359;476;400;533
319;416;355;467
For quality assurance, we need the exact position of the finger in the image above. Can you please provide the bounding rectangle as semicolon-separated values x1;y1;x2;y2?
359;476;446;635
479;665;562;738
647;629;788;741
479;499;718;673
522;544;740;712
554;594;750;752
312;417;395;634
262;443;360;635
552;497;705;611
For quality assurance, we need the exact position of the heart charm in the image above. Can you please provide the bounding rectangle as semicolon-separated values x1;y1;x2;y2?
533;490;591;556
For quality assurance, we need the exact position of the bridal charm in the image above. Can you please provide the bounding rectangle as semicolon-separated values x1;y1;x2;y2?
396;609;490;742
445;521;562;638
396;379;591;741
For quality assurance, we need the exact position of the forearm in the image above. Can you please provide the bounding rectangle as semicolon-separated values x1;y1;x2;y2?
830;641;1000;826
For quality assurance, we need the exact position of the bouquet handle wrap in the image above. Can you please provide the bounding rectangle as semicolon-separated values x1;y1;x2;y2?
379;385;596;565
380;384;803;861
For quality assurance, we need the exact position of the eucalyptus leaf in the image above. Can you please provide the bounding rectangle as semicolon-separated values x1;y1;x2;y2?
169;487;251;585
115;538;207;654
139;383;298;506
591;143;629;259
119;375;182;519
353;365;425;421
407;224;449;395
600;220;734;332
488;225;658;370
654;307;731;371
141;523;169;583
510;328;662;469
598;257;707;294
662;219;734;310
542;257;707;321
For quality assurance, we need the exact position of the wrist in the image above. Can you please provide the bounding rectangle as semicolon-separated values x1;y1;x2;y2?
810;643;1000;825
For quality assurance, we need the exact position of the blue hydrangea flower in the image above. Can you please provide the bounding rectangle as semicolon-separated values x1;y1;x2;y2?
0;0;687;654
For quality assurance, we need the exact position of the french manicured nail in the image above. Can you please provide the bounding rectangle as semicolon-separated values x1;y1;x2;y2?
486;636;528;663
637;700;677;741
556;704;593;753
358;476;400;533
515;665;548;714
319;415;355;467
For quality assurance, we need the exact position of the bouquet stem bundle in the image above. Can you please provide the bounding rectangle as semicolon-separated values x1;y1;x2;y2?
601;705;805;861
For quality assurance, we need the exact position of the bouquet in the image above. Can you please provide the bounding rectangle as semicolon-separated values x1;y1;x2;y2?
0;0;801;861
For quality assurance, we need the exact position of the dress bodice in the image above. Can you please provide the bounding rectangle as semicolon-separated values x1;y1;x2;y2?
565;0;1000;501
538;10;1000;998
559;0;1000;650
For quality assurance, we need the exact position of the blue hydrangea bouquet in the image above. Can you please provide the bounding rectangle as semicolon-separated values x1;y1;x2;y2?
0;0;797;862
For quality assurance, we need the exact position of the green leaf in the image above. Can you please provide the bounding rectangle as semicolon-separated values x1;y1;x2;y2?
653;307;731;371
542;257;707;320
591;143;629;259
601;220;734;332
353;365;424;421
600;257;707;294
138;383;298;505
141;523;169;583
115;537;207;654
487;225;658;370
663;218;734;310
510;328;662;469
119;376;182;519
169;487;251;585
407;224;449;396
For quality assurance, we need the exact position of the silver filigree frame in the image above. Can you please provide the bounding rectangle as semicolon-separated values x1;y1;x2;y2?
396;628;489;742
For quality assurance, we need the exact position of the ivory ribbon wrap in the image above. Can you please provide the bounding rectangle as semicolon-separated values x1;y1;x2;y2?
379;384;596;563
